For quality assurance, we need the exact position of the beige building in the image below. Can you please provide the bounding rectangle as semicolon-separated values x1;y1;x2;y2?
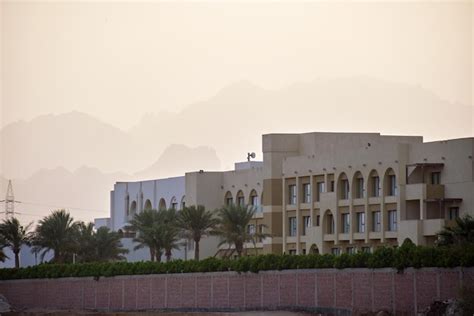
102;132;474;258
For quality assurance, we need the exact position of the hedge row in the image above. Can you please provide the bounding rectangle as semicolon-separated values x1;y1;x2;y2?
1;243;474;280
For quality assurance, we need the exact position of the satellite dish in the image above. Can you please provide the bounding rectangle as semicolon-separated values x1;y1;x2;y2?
247;152;256;161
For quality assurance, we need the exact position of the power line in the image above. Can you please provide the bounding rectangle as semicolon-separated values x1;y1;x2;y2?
18;201;107;214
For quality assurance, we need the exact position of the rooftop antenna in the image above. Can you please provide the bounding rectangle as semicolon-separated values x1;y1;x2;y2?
247;152;256;162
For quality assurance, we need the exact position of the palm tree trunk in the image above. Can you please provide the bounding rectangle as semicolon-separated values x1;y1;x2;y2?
149;248;155;262
14;250;20;269
194;239;200;261
165;250;171;262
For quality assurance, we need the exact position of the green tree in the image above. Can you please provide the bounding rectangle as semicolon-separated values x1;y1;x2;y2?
126;209;162;262
159;208;180;262
94;226;128;262
437;215;474;246
214;204;269;258
32;210;78;263
176;205;218;260
0;217;33;268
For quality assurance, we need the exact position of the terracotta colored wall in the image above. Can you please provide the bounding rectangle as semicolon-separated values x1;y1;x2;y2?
0;268;471;315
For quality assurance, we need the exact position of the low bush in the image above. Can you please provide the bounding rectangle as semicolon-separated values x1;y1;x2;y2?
1;243;473;280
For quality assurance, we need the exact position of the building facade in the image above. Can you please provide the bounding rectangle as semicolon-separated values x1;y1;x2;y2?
100;132;474;258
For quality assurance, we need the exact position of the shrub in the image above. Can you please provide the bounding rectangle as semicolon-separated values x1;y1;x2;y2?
0;244;473;280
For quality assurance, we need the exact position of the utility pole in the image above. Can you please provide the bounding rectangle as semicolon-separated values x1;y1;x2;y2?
0;180;20;219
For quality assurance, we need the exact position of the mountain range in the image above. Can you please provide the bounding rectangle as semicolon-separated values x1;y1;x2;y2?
0;77;471;223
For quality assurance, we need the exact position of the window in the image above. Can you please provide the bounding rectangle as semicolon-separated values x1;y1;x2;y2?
288;249;297;255
303;183;311;203
361;246;371;253
388;175;397;196
341;213;350;233
237;196;245;206
372;176;380;197
356;178;364;198
289;185;297;205
372;211;381;232
346;247;355;254
327;214;335;234
181;201;186;209
247;224;256;235
302;248;306;255
226;197;233;206
316;215;320;227
388;210;397;231
171;202;178;209
448;207;459;220
329;180;335;192
357;212;365;233
341;179;349;199
317;182;325;201
431;172;441;185
289;217;297;236
303;216;311;235
251;195;259;206
331;248;340;255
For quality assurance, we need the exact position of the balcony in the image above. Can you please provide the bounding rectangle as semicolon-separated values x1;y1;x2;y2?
406;183;445;201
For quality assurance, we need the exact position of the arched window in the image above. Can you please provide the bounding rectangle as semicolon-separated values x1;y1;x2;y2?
323;209;335;234
249;189;261;213
309;244;319;254
368;170;380;197
170;196;178;210
384;168;397;196
236;190;245;206
158;198;167;210
130;200;137;216
352;171;364;199
180;196;186;209
225;191;233;206
144;199;152;211
337;173;349;200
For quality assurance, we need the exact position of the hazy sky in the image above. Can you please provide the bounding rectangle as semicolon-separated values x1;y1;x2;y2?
1;1;473;130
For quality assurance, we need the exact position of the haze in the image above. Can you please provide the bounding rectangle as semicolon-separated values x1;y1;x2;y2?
0;1;472;223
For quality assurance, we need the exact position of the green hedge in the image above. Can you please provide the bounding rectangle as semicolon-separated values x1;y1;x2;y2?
1;244;474;280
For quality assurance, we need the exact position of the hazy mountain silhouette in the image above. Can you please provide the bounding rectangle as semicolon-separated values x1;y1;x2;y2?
1;77;471;222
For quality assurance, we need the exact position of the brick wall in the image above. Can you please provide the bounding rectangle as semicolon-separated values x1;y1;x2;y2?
0;268;471;315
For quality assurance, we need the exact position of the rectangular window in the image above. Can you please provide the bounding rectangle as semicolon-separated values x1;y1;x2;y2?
302;248;306;255
317;182;325;201
356;178;364;198
431;172;441;185
288;249;297;255
361;246;371;253
341;179;349;199
342;213;350;233
303;183;311;203
346;247;355;254
316;215;320;227
302;216;311;235
448;207;459;220
247;224;256;235
372;176;380;197
357;212;366;233
389;175;397;196
372;211;381;232
289;185;297;205
388;210;397;231
330;180;335;192
331;248;340;255
289;217;297;236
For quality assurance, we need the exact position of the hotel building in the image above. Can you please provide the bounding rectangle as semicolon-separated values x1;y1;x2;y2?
97;132;474;259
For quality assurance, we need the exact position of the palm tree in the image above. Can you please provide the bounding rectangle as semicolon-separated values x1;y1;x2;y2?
32;210;79;263
0;236;8;263
437;214;474;246
158;208;180;262
214;204;268;258
94;226;128;262
75;222;96;262
126;209;162;262
0;217;33;268
176;205;218;260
